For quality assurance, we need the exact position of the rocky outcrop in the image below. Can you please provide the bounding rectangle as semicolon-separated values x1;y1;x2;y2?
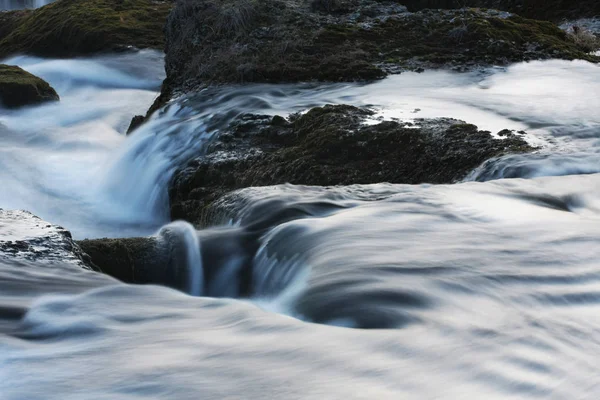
0;0;172;58
403;1;600;22
169;105;534;225
147;0;593;230
78;222;258;297
0;209;91;268
161;0;597;100
0;64;58;108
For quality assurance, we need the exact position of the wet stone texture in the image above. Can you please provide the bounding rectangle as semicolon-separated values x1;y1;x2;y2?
169;105;535;225
0;209;91;268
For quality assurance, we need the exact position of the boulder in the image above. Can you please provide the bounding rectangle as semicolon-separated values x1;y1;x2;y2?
169;105;534;225
0;64;59;108
0;209;91;268
0;0;172;58
161;0;598;99
403;1;600;22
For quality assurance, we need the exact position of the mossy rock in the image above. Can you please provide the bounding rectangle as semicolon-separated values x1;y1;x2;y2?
403;1;600;22
169;105;535;224
163;0;598;97
0;0;172;58
0;64;59;108
0;10;28;41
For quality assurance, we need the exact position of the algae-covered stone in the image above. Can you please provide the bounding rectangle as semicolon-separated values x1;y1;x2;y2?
162;0;598;96
169;105;535;225
0;10;27;41
0;0;172;58
403;1;600;22
0;64;59;108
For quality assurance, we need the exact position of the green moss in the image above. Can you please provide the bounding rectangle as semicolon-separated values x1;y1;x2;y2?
169;104;537;224
0;10;29;40
166;2;597;91
0;64;59;108
0;0;172;58
315;11;597;69
404;0;600;22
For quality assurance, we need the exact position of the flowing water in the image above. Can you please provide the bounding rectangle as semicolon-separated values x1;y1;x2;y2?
0;0;54;10
1;51;600;398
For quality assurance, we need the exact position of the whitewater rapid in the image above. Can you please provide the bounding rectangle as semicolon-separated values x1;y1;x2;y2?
1;51;600;399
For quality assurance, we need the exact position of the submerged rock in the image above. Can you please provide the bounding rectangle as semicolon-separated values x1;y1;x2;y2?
0;64;58;108
169;105;534;225
0;209;90;268
0;0;172;58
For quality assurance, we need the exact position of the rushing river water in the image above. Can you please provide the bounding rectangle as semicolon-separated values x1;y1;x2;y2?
1;51;600;399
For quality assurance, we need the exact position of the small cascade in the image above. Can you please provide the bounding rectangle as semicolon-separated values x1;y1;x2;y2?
157;221;203;296
98;103;217;226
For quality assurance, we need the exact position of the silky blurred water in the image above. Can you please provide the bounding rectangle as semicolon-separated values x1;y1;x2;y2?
1;53;600;399
3;176;600;399
2;55;599;237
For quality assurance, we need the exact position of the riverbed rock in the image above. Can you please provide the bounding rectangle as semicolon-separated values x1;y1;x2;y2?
0;64;59;108
0;0;172;58
0;9;26;40
78;223;257;296
0;209;91;268
77;237;163;284
403;1;600;22
161;0;597;100
169;105;534;225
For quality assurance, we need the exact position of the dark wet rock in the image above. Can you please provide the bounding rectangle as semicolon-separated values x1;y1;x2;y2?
78;226;258;297
169;104;535;225
127;115;145;134
0;0;172;58
0;64;59;108
0;209;91;268
78;237;164;284
497;128;514;136
403;1;600;22
160;0;597;104
0;10;27;40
